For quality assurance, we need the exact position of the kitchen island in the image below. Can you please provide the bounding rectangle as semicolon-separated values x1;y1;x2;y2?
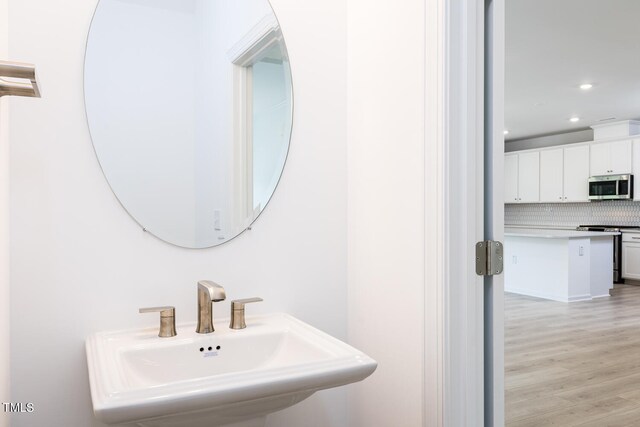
504;228;619;302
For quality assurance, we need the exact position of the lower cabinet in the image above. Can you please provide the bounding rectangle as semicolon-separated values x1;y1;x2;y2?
622;234;640;280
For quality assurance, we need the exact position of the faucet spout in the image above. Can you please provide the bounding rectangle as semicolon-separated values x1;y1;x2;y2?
196;280;226;334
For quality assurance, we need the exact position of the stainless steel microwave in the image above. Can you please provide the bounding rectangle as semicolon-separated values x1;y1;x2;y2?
588;174;633;200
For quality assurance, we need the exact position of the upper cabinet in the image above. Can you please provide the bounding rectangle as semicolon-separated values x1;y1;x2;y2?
505;154;519;203
518;152;540;202
537;145;590;203
633;140;640;201
590;140;632;176
505;138;633;205
563;145;590;202
540;148;563;202
505;152;539;203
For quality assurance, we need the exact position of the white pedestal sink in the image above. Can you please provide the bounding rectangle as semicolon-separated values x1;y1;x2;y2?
86;313;377;426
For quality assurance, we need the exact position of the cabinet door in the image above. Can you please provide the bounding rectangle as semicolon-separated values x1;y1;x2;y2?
539;149;563;202
518;152;540;202
633;140;640;200
609;139;632;174
505;154;519;203
563;145;590;202
590;142;610;176
622;242;640;280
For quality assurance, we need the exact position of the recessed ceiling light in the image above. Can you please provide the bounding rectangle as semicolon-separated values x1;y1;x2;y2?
570;117;580;123
504;130;509;135
580;83;593;90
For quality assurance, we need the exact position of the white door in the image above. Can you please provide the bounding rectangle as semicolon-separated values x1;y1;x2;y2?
564;145;590;202
610;139;632;174
590;142;610;176
517;152;539;202
504;154;518;203
539;149;563;202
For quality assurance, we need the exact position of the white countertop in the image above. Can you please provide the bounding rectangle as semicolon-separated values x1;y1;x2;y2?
505;228;620;239
621;229;640;234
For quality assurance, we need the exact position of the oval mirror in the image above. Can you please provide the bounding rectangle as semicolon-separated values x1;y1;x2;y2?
84;0;293;248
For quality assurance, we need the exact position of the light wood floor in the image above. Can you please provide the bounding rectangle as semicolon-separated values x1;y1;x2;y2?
506;285;640;426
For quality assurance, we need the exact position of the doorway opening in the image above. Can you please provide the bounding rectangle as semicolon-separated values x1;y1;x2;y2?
503;1;640;425
229;15;292;230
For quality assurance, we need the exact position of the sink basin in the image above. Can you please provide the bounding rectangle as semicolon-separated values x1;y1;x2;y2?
86;313;377;427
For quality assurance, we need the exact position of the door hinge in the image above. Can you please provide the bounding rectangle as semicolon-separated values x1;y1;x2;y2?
476;240;504;276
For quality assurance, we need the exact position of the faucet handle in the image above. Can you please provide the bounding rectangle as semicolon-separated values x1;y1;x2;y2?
229;298;263;330
139;306;177;337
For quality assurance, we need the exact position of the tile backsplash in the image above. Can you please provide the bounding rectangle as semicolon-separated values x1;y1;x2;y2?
505;201;640;227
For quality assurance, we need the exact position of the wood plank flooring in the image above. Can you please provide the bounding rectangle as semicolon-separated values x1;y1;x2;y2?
506;285;640;426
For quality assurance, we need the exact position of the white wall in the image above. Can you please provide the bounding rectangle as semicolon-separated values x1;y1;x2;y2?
0;0;10;423
347;0;426;426
8;1;347;426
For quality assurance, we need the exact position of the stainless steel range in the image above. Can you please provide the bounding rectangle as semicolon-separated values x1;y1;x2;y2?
577;225;640;283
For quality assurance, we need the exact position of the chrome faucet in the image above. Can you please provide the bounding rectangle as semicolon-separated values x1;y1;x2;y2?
196;280;226;334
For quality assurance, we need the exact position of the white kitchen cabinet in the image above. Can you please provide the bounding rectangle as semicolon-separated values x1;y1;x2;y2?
504;152;539;204
590;142;610;176
518;151;540;202
505;137;634;205
633;140;640;200
540;149;563;202
590;139;632;176
505;154;519;203
518;151;540;203
563;145;590;202
535;144;589;203
622;234;640;280
610;140;633;174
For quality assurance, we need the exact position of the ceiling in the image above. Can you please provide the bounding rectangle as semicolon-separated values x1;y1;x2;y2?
506;0;640;141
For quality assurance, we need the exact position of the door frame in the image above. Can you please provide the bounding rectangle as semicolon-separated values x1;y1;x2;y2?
229;14;284;229
424;0;504;425
483;0;505;425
